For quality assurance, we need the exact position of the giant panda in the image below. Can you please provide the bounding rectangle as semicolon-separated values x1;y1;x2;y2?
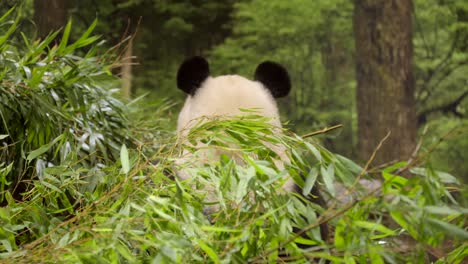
175;56;327;239
175;56;294;189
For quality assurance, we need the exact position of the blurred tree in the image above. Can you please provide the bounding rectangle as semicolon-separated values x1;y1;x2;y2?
65;0;240;97
121;38;134;99
210;0;355;156
414;0;468;124
413;0;468;180
33;0;67;40
353;0;417;164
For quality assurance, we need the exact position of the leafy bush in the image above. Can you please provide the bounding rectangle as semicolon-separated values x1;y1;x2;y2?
1;114;466;263
0;9;129;202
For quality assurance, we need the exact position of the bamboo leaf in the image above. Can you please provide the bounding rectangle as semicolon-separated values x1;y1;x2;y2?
197;239;220;264
26;134;65;162
57;19;72;54
303;167;318;196
120;144;130;174
427;218;468;240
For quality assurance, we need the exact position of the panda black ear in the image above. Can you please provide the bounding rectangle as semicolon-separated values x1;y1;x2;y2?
254;61;291;98
177;56;210;94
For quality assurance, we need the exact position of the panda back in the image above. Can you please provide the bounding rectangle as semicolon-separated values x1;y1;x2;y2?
177;75;282;133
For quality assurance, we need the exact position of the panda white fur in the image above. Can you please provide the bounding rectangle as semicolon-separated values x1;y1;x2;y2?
175;56;295;192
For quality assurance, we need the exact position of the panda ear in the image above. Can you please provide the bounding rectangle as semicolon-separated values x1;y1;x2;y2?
254;61;291;98
177;56;210;94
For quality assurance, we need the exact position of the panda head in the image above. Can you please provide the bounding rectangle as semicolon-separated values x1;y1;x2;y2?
176;56;291;133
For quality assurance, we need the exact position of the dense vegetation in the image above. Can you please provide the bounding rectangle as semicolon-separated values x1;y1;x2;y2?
0;2;467;263
2;0;467;176
27;0;464;179
0;15;128;202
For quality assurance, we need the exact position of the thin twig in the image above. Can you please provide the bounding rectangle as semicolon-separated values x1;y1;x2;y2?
367;160;398;174
102;17;142;69
323;131;391;219
302;124;343;139
393;125;427;175
357;131;391;179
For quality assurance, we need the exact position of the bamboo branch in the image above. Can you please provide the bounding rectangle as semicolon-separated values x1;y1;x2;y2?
301;124;343;139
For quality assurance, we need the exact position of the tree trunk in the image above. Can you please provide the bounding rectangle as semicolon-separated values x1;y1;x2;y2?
353;0;417;164
33;0;67;40
121;38;133;99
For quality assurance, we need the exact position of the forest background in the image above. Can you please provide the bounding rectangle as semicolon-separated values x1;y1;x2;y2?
3;0;466;179
0;0;467;263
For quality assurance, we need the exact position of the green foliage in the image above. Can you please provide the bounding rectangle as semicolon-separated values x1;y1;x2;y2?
423;118;468;183
64;0;242;100
209;0;356;156
0;112;466;262
0;4;466;263
0;10;129;201
414;0;468;115
413;0;468;181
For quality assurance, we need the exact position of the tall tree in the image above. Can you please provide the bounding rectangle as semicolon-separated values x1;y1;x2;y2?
353;0;417;164
121;38;133;99
33;0;67;39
